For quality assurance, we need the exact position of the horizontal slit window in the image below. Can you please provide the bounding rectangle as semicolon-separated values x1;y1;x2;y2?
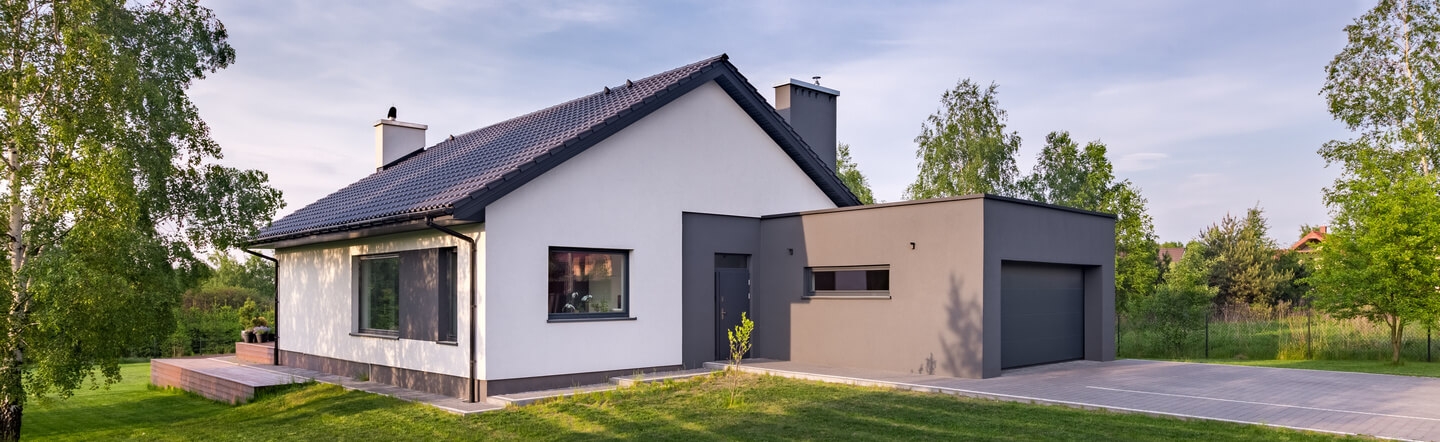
806;266;890;297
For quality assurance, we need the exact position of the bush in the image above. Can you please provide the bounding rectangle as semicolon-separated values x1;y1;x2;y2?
1130;242;1216;357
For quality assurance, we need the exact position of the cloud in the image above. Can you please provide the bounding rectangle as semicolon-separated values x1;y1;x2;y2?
191;1;1358;243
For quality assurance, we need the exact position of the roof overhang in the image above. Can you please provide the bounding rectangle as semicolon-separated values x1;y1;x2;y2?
246;212;475;250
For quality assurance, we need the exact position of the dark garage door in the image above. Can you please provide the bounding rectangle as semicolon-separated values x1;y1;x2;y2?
1001;262;1084;369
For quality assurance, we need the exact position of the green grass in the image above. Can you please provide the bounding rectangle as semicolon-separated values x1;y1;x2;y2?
1174;358;1440;378
26;363;1354;441
1120;312;1439;362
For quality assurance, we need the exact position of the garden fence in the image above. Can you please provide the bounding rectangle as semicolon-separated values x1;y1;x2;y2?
1118;305;1438;362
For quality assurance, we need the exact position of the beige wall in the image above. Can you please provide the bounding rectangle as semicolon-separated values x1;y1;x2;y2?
753;196;1116;379
755;198;988;378
276;224;483;379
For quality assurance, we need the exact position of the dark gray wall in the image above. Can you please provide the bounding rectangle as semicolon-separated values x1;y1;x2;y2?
681;212;761;368
399;249;439;341
754;198;988;378
774;82;837;171
981;198;1116;377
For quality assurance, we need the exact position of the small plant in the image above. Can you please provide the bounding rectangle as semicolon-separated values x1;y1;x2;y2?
727;312;754;368
725;313;755;408
354;371;370;382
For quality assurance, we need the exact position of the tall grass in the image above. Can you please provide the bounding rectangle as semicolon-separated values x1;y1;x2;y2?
1119;305;1439;362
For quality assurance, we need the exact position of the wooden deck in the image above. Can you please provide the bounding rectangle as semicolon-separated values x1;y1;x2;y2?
151;356;306;404
235;341;275;365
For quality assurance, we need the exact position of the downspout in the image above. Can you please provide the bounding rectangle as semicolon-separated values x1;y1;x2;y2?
242;248;280;366
425;218;478;403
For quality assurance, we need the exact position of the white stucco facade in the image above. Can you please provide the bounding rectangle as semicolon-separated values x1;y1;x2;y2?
276;225;484;378
482;81;837;380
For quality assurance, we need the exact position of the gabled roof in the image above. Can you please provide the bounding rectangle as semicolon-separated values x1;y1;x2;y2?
250;54;860;246
1289;226;1327;252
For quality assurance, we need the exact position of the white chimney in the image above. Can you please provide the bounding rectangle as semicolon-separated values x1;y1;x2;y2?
374;109;427;170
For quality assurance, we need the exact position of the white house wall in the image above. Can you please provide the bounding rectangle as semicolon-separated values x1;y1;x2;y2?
484;80;836;380
277;224;484;379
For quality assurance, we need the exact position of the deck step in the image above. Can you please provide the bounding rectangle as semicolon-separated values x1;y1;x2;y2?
485;383;617;407
610;367;719;387
151;357;305;404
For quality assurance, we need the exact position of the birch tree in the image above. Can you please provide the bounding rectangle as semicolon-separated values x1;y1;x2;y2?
0;1;281;438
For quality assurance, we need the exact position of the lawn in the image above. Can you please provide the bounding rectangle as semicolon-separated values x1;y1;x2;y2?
27;363;1353;441
1175;358;1440;378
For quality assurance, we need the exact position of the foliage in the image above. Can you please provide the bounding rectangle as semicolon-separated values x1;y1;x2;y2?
165;306;239;357
1132;242;1216;357
1119;303;1440;362
1323;0;1440;173
1182;359;1440;379
181;285;258;311
0;1;282;435
835;143;876;204
26;363;1346;441
727;312;753;368
905;79;1022;199
1018;131;1160;309
200;254;275;300
1305;148;1440;364
1196;207;1290;306
1272;250;1312;306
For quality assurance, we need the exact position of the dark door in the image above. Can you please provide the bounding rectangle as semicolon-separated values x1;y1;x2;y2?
715;254;751;361
1000;262;1085;369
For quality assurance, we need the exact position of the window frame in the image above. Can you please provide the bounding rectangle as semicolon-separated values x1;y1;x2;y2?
546;247;632;322
438;247;459;343
804;265;892;299
356;253;402;337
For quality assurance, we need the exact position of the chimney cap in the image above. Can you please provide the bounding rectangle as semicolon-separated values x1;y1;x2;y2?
387;106;397;120
373;119;428;130
775;78;840;96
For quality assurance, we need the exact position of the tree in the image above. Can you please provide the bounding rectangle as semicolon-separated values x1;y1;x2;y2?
1133;242;1216;357
202;253;276;300
1305;149;1440;364
1323;0;1440;173
0;1;281;437
835;143;876;204
1196;207;1289;306
905;79;1022;199
1018;132;1159;309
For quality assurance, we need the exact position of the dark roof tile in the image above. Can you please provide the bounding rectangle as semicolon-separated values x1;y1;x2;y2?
252;55;857;244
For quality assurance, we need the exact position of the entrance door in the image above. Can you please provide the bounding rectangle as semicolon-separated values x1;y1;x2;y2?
715;254;751;361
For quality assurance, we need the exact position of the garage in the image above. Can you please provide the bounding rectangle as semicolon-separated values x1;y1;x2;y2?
1000;262;1085;369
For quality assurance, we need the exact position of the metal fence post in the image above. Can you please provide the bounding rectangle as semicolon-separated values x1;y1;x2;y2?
1204;311;1210;359
1306;309;1313;360
1428;325;1432;363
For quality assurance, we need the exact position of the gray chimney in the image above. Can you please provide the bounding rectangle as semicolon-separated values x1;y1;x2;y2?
774;78;839;171
374;110;428;170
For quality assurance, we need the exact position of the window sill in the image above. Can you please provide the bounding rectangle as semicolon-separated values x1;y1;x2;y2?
803;294;892;300
436;340;458;346
349;331;399;340
547;316;637;323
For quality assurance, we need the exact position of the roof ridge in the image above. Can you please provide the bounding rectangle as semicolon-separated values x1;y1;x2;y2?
434;54;728;153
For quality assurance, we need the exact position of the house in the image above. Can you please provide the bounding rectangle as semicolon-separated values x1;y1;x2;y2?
1289;226;1326;253
246;55;1116;402
1158;246;1185;264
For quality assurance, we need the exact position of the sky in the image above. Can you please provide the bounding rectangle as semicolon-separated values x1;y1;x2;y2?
189;1;1373;244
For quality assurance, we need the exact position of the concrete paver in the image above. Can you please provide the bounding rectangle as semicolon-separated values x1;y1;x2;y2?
717;359;1440;441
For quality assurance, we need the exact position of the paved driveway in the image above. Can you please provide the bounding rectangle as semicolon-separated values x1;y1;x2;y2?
732;359;1440;440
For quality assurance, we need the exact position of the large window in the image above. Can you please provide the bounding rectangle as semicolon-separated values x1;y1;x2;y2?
439;248;458;342
359;255;400;334
548;248;628;319
806;266;890;297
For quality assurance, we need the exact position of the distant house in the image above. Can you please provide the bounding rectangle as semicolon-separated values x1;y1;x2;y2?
1289;226;1327;253
1158;247;1185;264
245;55;1117;403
